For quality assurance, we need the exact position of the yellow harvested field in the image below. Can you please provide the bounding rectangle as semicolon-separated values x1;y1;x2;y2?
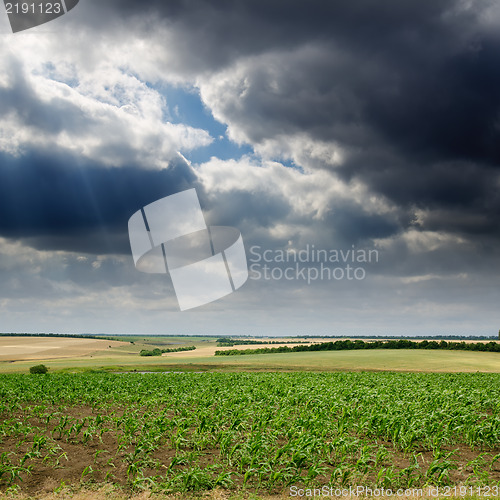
162;343;315;358
0;337;124;361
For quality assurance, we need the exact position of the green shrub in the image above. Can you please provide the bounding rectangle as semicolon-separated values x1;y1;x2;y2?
29;364;48;374
140;346;196;356
139;349;162;357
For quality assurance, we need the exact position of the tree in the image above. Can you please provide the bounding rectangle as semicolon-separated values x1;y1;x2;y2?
30;364;48;374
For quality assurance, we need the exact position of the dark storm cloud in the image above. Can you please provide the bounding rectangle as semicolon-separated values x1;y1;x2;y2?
0;151;198;254
341;153;500;209
95;0;476;64
5;0;500;252
92;0;500;242
328;208;401;244
338;152;500;239
363;37;500;165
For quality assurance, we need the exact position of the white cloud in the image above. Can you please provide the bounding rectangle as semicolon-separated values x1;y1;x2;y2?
197;155;397;221
0;34;212;168
374;229;468;254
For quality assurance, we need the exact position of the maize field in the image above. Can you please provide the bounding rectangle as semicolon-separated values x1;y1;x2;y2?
0;372;499;496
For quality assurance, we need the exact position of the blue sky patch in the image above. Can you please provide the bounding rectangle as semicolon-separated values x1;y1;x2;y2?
157;84;254;164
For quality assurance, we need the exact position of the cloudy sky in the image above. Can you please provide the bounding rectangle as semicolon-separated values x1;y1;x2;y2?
0;0;499;336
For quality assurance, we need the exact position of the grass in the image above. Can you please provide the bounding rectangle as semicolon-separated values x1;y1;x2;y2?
171;349;500;372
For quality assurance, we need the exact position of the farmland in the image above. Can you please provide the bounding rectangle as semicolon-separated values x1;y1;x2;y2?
0;372;499;498
1;335;499;374
0;337;126;363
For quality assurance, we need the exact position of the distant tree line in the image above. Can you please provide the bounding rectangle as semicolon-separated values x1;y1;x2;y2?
0;332;117;341
288;335;497;340
216;338;310;347
215;339;500;356
161;346;197;354
140;346;196;357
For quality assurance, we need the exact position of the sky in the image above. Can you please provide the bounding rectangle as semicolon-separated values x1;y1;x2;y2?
0;0;499;336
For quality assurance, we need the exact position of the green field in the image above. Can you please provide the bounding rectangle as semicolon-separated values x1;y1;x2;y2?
0;372;499;498
1;339;499;499
1;346;499;374
147;350;500;373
